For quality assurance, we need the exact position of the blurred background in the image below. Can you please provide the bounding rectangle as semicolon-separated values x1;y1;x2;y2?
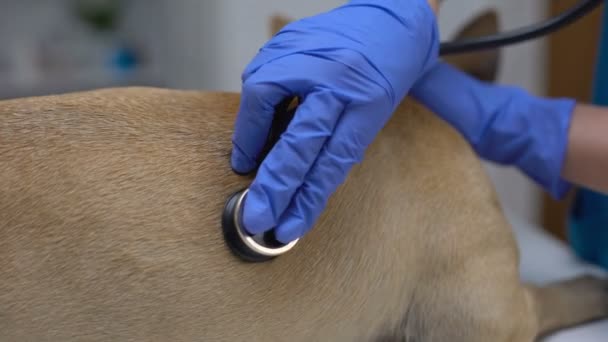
0;0;602;242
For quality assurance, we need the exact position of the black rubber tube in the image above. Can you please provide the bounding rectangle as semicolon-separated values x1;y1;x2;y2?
440;0;604;55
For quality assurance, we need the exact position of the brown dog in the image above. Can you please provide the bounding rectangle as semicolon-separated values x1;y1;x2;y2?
0;10;606;342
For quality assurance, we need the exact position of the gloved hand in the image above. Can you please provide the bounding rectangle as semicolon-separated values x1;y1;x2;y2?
411;61;577;199
230;0;439;243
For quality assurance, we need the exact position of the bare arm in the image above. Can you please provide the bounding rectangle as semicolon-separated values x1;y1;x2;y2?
562;103;608;194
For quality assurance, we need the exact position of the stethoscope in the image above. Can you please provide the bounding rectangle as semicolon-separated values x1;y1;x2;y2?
222;0;605;263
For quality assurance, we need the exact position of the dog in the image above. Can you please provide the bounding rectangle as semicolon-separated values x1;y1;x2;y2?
0;9;606;342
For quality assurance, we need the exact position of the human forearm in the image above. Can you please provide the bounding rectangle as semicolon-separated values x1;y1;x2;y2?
562;103;608;194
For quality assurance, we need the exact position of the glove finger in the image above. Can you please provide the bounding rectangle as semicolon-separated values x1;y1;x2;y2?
274;106;381;243
231;77;292;174
242;90;345;235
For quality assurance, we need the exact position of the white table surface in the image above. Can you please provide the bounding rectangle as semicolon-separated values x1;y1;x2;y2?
505;208;608;342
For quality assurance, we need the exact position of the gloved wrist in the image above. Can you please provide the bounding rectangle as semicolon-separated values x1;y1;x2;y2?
339;0;440;106
476;91;576;199
412;62;576;199
334;0;440;106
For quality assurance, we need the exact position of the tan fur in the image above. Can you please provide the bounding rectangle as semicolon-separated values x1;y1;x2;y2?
0;11;606;342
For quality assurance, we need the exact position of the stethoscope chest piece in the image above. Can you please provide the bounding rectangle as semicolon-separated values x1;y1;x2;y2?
222;188;299;262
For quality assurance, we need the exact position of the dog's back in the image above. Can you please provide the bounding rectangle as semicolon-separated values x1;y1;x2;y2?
0;84;512;341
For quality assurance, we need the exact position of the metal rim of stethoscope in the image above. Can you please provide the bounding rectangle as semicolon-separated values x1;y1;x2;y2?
439;0;604;55
221;0;604;263
221;188;299;262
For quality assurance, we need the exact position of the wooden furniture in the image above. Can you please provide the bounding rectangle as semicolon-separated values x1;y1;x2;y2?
542;0;604;241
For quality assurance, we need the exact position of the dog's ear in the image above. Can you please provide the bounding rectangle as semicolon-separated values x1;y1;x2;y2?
443;10;501;82
454;9;499;40
270;14;294;37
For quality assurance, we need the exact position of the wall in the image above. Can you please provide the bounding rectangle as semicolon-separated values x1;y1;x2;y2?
161;0;345;90
0;0;167;99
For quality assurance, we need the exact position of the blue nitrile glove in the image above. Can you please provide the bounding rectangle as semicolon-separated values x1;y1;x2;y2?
411;61;577;199
230;0;439;243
